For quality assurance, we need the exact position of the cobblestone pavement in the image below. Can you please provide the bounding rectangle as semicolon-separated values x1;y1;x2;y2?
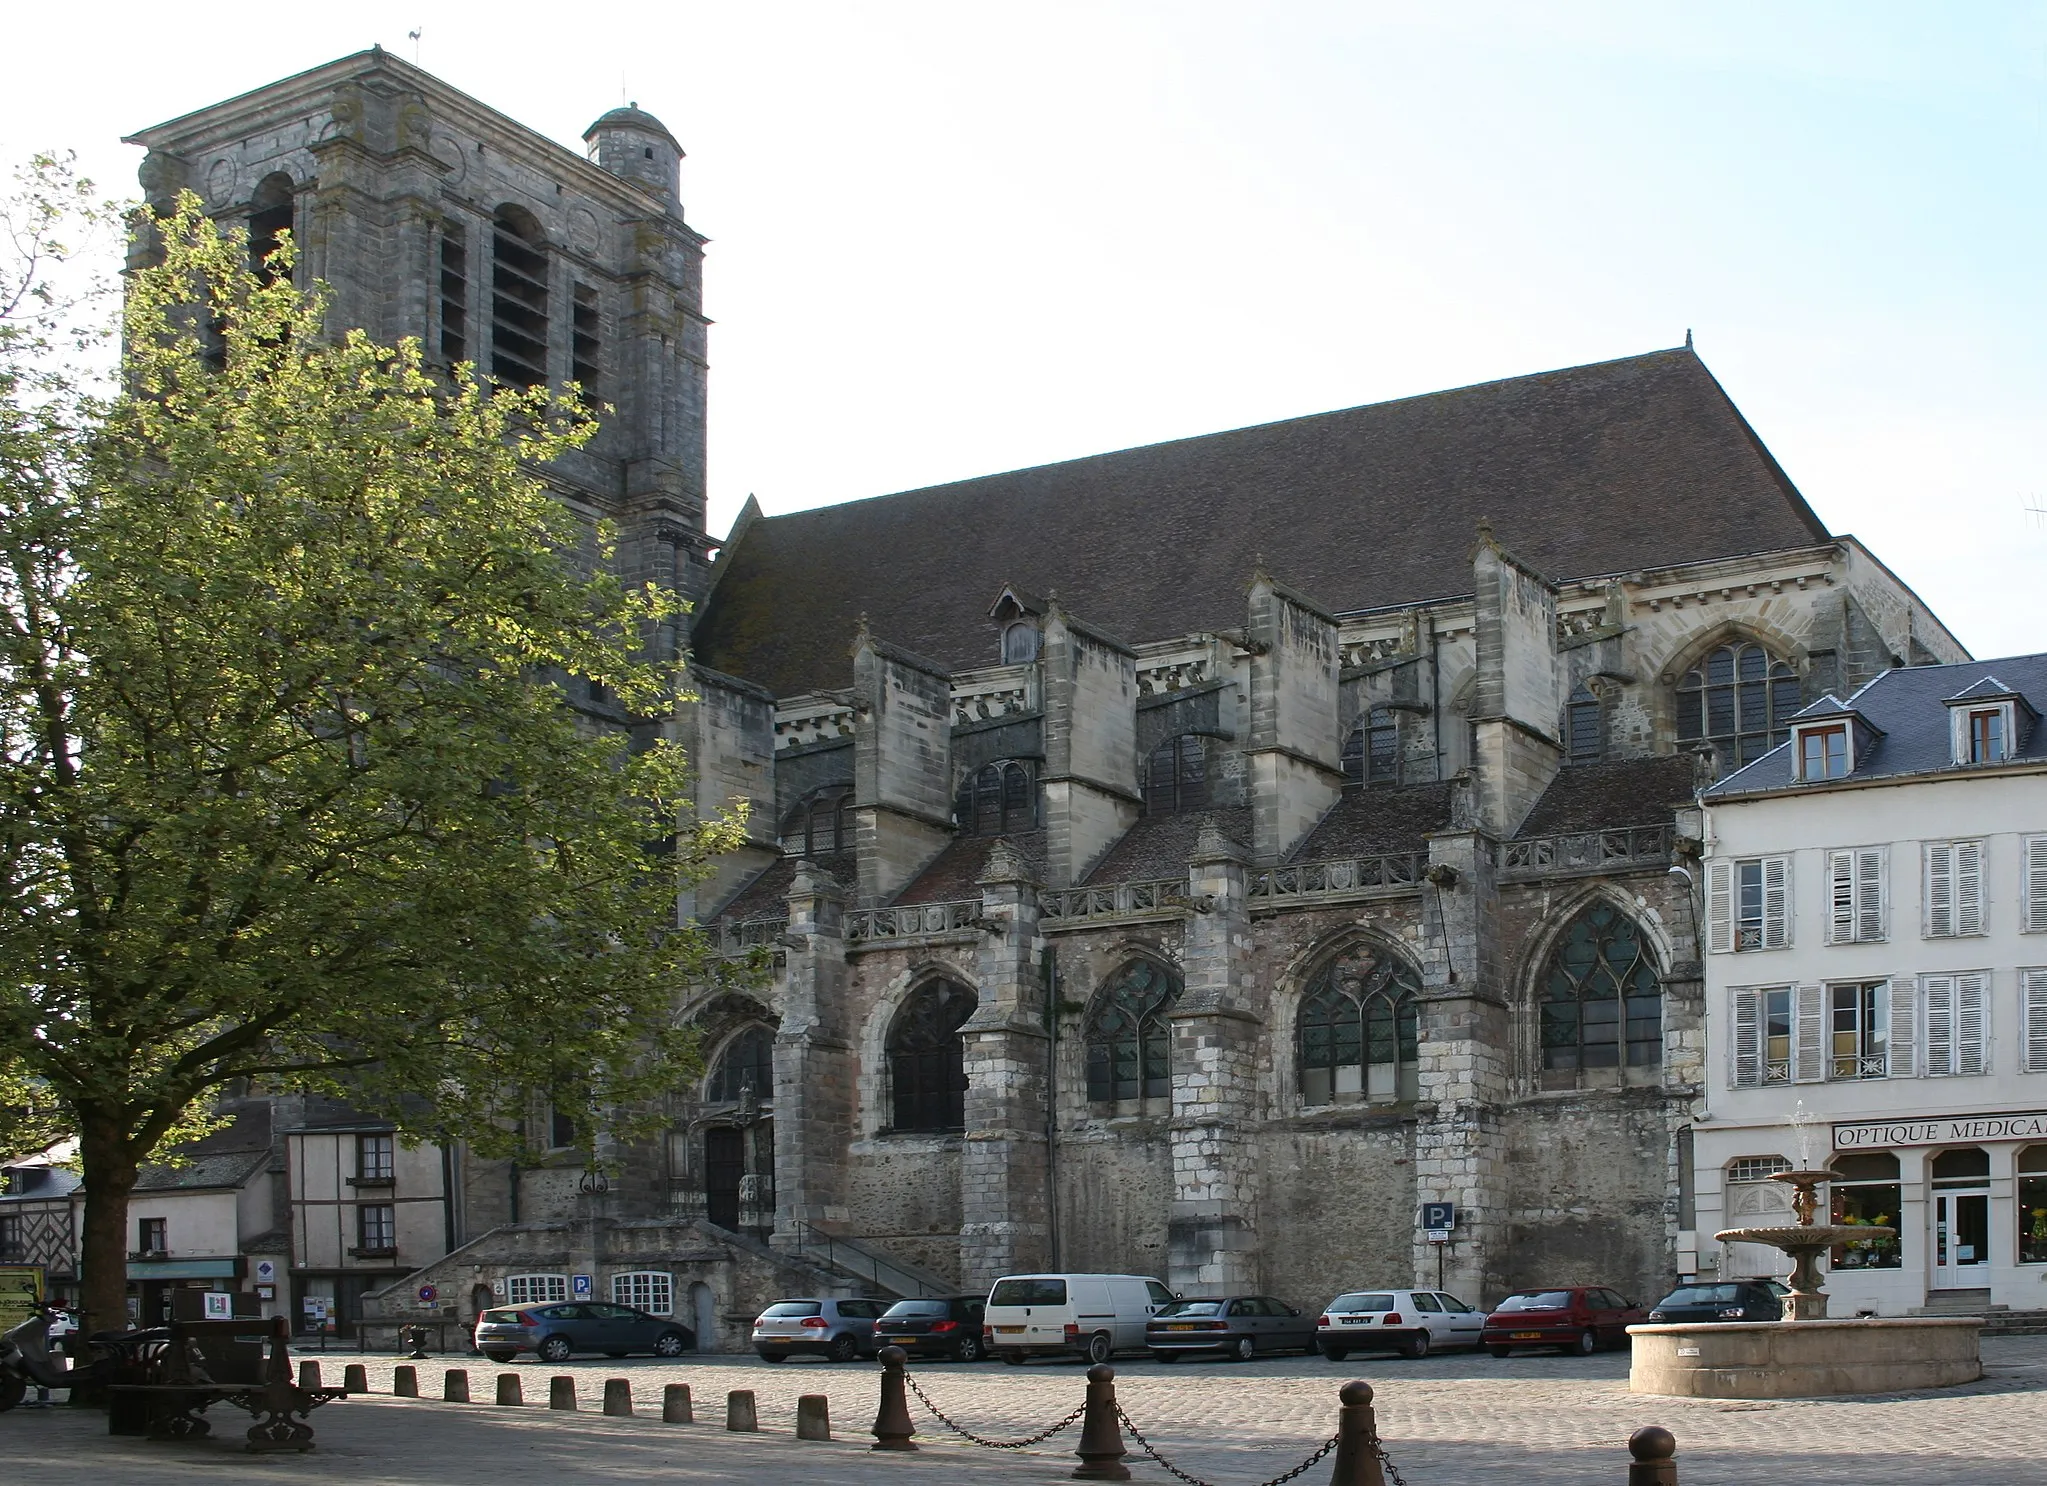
7;1336;2046;1482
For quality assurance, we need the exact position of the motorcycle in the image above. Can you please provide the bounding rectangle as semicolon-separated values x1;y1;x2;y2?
0;1302;167;1411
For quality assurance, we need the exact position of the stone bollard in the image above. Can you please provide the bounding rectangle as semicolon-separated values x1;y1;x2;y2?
1071;1363;1131;1481
796;1393;831;1441
393;1365;419;1398
497;1372;523;1406
603;1378;633;1417
726;1389;759;1432
342;1363;367;1394
549;1375;577;1411
298;1359;322;1390
1629;1426;1679;1486
443;1368;470;1403
1329;1382;1387;1486
869;1345;917;1452
662;1383;693;1424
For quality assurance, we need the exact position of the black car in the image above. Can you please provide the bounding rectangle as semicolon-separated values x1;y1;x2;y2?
1644;1282;1783;1325
873;1295;987;1362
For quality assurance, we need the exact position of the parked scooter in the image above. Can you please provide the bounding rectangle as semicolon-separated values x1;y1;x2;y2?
0;1301;165;1411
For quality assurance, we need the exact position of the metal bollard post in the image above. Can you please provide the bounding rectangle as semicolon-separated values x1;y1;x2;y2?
497;1372;523;1406
1329;1382;1387;1486
796;1393;831;1441
726;1389;759;1432
549;1375;577;1410
443;1368;470;1403
869;1344;917;1452
343;1363;367;1393
298;1359;323;1390
662;1382;693;1423
1628;1426;1679;1486
1071;1363;1131;1482
393;1364;419;1398
603;1378;633;1417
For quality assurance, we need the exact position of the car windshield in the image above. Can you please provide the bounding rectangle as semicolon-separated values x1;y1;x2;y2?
989;1279;1066;1306
883;1301;951;1318
1153;1301;1224;1317
762;1302;823;1318
480;1308;526;1324
1659;1286;1743;1306
1496;1291;1573;1312
1327;1293;1395;1313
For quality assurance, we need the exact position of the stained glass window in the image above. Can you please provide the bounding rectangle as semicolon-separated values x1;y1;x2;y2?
1675;641;1802;768
1297;946;1421;1103
1085;961;1181;1102
889;981;977;1132
1539;903;1661;1071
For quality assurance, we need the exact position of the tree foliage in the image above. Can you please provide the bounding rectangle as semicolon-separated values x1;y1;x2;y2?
0;161;745;1294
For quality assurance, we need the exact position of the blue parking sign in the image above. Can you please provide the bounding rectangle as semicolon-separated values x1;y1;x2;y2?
1421;1201;1456;1231
572;1274;593;1298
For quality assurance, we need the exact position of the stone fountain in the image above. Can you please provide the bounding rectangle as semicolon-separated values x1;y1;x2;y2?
1717;1167;1891;1321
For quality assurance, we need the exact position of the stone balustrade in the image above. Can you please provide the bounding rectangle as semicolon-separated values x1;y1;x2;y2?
844;898;983;945
1247;851;1425;906
1498;824;1671;880
1039;877;1191;927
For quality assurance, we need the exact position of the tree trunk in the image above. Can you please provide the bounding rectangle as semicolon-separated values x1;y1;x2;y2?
77;1113;141;1335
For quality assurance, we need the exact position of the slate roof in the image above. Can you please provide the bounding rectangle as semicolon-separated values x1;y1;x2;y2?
1707;653;2047;798
1085;809;1254;883
133;1148;268;1193
894;832;1047;904
1289;783;1457;862
715;851;856;921
1513;756;1700;837
694;348;1832;698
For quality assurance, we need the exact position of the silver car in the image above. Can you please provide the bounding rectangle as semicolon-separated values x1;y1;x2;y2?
474;1302;693;1363
751;1297;885;1362
1317;1289;1485;1359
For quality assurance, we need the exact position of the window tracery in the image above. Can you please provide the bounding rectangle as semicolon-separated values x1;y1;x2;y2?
781;786;851;857
707;1024;775;1103
1675;639;1802;768
1142;735;1210;815
888;980;976;1132
1538;901;1661;1071
1340;708;1399;787
956;761;1034;836
1296;944;1421;1103
1084;959;1181;1103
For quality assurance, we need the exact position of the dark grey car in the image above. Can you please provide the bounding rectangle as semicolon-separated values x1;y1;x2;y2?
475;1302;693;1363
1145;1295;1317;1361
1645;1282;1782;1325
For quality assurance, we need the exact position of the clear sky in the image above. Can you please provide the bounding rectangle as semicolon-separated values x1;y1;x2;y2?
8;2;2043;656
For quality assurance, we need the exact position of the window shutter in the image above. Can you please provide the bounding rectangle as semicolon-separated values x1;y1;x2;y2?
2024;968;2047;1074
1793;983;1826;1083
1890;979;1917;1078
1762;857;1792;949
1955;841;1984;936
1706;860;1734;954
2026;839;2047;935
1857;848;1885;943
1955;972;1988;1076
1731;989;1762;1088
1927;844;1955;938
1827;851;1854;945
1923;974;1954;1076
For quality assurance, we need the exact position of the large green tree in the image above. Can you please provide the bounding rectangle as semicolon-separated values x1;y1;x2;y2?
0;165;744;1329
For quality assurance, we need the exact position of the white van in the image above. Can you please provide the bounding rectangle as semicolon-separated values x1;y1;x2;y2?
983;1273;1176;1363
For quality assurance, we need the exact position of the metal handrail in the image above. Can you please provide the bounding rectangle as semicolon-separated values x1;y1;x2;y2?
785;1219;949;1299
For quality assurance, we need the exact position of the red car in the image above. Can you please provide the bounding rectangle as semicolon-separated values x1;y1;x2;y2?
1480;1286;1645;1356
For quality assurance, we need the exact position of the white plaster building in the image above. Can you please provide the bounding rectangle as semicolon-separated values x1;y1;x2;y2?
1696;655;2047;1318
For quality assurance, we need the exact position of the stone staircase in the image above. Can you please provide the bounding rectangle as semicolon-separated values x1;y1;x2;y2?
1906;1289;2047;1334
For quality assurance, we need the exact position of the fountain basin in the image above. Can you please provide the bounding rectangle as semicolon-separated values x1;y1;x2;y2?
1629;1318;1983;1398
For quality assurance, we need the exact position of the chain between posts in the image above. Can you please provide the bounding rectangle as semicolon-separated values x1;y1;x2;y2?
901;1372;1086;1449
1114;1401;1341;1486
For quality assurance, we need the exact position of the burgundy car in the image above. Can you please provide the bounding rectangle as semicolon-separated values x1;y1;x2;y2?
1480;1286;1645;1356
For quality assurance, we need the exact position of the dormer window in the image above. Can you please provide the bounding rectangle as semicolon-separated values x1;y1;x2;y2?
1784;695;1880;783
1797;722;1849;780
1942;677;2031;767
1967;707;2008;763
1001;623;1040;664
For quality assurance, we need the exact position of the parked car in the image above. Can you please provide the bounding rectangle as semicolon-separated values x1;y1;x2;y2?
1145;1296;1316;1361
983;1273;1176;1364
474;1302;693;1363
1480;1286;1645;1356
751;1297;887;1362
1316;1289;1485;1360
1645;1282;1782;1324
873;1296;988;1362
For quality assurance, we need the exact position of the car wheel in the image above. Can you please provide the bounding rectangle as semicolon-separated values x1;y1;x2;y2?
1154;1350;1180;1363
538;1335;573;1363
0;1374;26;1413
1402;1331;1431;1360
1572;1329;1598;1357
1486;1346;1511;1359
955;1333;983;1363
1229;1335;1256;1362
481;1350;517;1364
758;1351;788;1362
1085;1332;1113;1366
828;1333;859;1363
1320;1344;1349;1362
1002;1351;1025;1365
653;1332;688;1358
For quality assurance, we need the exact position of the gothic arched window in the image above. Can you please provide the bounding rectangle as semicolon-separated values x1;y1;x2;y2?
1340;708;1399;787
1566;684;1602;763
888;981;977;1132
1142;735;1210;815
1085;960;1181;1102
956;761;1034;836
781;786;851;857
1297;944;1421;1104
707;1025;775;1103
1539;902;1662;1071
1675;640;1802;769
491;205;550;388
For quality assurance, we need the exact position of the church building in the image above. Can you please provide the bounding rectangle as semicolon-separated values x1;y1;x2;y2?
126;49;1968;1347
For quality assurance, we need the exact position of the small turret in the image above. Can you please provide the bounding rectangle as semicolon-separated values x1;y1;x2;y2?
583;103;682;205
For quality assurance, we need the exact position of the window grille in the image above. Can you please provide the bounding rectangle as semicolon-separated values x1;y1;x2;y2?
1340;708;1399;786
1297;945;1422;1103
781;787;851;856
357;1133;395;1181
1675;641;1802;768
1726;1155;1791;1184
1142;735;1210;815
507;1274;568;1306
1539;902;1662;1071
612;1271;674;1316
357;1204;396;1251
490;207;549;388
887;980;977;1132
955;761;1034;836
570;282;600;395
439;225;468;362
707;1024;775;1103
1566;685;1602;763
1085;959;1182;1102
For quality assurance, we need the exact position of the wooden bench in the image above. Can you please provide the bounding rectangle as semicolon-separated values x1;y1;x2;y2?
107;1316;348;1452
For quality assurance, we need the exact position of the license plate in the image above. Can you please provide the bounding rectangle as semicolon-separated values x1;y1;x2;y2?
1167;1324;1195;1332
1341;1317;1367;1325
996;1326;1025;1334
1512;1331;1541;1340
